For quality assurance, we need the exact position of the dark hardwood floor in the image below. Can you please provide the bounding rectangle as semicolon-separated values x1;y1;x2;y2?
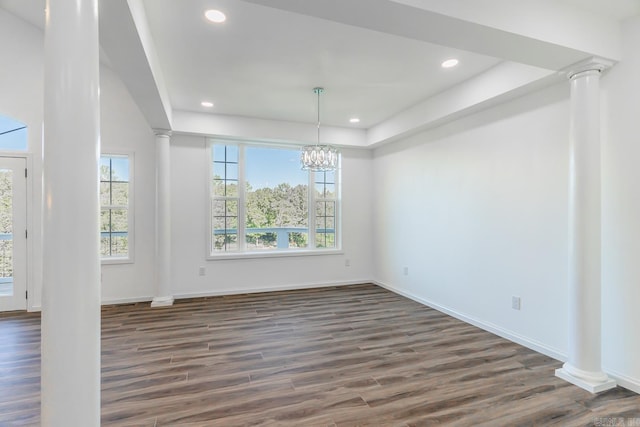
1;284;639;426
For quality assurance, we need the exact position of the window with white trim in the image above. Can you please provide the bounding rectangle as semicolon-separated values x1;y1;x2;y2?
100;154;133;261
314;170;337;248
210;141;339;255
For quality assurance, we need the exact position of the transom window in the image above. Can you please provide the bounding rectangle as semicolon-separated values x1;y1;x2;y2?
100;154;132;261
0;115;28;151
210;141;339;255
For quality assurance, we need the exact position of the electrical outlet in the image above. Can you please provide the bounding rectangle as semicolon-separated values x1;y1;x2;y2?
512;296;521;310
403;267;409;276
345;259;351;267
199;266;206;276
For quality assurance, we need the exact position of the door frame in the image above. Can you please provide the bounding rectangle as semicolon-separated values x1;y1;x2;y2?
0;153;32;311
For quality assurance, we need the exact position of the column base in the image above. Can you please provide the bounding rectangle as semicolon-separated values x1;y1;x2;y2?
555;366;616;394
151;296;174;307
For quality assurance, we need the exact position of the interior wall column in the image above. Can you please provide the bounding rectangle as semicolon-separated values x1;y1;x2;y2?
41;0;101;425
555;57;616;394
152;130;174;307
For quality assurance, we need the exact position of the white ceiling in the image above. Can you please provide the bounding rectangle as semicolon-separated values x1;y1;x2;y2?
560;0;640;20
142;0;501;128
0;0;42;28
1;0;639;136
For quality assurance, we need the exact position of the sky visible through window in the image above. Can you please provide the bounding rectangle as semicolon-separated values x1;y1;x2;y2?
100;156;129;181
0;115;27;151
245;147;307;189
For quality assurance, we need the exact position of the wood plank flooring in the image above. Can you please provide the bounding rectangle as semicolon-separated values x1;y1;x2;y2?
1;284;639;426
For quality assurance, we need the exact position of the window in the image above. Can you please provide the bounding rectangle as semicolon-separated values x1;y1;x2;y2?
210;141;340;256
100;154;132;261
315;170;337;248
0;115;28;151
211;145;239;251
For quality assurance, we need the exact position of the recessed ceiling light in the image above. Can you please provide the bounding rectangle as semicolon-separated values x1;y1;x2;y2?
205;9;226;23
349;118;360;123
441;58;459;68
201;101;214;108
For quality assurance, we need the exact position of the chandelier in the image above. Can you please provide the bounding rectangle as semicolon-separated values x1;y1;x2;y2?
301;87;338;171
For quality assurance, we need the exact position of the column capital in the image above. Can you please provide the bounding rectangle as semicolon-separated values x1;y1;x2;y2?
564;56;615;80
154;128;172;138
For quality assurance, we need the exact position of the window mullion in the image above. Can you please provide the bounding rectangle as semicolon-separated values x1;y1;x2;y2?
335;165;341;249
109;158;114;256
108;208;113;256
238;144;246;252
308;170;316;249
109;158;113;205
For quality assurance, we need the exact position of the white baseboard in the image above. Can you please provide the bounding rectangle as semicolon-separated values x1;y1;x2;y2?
101;296;153;305
373;280;567;362
606;369;640;395
27;296;154;312
26;281;372;312
173;279;371;300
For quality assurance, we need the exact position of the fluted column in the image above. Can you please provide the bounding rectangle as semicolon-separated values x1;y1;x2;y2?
41;0;101;425
555;58;616;393
151;130;174;307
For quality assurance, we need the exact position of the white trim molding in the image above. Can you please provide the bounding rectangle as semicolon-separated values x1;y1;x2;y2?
606;369;640;395
173;279;370;300
151;295;175;308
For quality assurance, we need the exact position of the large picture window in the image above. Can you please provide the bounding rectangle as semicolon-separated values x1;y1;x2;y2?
100;154;132;261
210;141;339;255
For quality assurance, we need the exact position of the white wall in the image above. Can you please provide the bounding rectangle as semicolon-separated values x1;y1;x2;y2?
373;15;640;392
373;83;571;358
601;15;640;392
0;10;158;308
169;134;373;296
99;66;157;304
4;0;640;395
0;8;373;308
0;9;45;310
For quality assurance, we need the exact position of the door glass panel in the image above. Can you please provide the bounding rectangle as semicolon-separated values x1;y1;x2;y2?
0;169;13;296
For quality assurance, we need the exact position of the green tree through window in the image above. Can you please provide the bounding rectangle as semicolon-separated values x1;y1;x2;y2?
211;142;339;254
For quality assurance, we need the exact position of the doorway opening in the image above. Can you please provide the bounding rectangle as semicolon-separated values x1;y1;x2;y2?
0;114;28;311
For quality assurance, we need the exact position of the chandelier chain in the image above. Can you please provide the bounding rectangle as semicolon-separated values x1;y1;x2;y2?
314;87;323;146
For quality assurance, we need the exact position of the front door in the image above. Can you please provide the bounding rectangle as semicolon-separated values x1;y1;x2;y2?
0;157;27;311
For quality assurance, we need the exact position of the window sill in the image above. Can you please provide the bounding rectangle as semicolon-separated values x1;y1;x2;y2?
207;249;344;261
101;257;134;265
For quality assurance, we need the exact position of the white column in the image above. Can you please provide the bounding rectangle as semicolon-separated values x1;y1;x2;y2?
151;130;174;307
555;58;616;394
41;0;101;425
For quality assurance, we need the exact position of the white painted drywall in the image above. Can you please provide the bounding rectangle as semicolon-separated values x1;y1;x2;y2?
373;16;640;392
373;82;571;358
0;10;159;307
99;66;157;304
0;8;373;307
169;134;374;296
0;8;44;311
3;1;640;396
600;15;640;392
